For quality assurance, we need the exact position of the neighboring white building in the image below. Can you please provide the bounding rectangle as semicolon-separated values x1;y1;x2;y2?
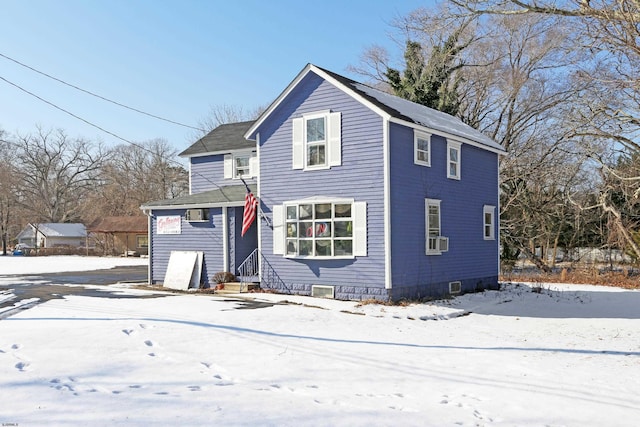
16;223;87;248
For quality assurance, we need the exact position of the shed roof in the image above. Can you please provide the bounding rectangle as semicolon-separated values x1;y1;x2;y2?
17;223;87;239
179;120;256;158
88;217;148;233
141;183;256;210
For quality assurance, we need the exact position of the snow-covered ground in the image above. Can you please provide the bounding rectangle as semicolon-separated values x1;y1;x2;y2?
0;256;639;426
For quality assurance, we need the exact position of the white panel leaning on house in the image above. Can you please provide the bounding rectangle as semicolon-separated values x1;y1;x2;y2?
163;251;204;290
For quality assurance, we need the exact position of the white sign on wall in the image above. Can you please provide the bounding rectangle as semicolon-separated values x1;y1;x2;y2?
157;216;181;234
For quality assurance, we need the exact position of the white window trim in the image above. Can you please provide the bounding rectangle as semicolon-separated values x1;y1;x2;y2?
414;131;431;167
483;205;496;240
273;197;366;259
292;111;341;171
304;111;330;170
447;140;462;180
224;151;257;179
425;198;448;255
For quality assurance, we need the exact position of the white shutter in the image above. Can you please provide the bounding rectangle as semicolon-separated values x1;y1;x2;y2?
249;152;258;177
272;205;284;255
353;201;367;256
328;112;341;166
223;154;232;179
292;117;304;169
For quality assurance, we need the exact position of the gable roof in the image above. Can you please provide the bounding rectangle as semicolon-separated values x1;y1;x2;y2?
141;183;257;210
246;64;505;154
180;120;256;158
87;216;148;233
18;223;87;239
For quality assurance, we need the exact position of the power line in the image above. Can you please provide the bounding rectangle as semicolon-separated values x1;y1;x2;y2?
0;51;205;132
0;75;229;199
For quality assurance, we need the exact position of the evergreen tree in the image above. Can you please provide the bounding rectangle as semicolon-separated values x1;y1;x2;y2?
385;29;468;116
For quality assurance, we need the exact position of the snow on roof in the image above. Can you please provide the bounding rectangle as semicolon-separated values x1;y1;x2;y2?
34;223;87;238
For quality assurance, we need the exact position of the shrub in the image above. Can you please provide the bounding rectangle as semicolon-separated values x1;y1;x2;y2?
211;272;237;284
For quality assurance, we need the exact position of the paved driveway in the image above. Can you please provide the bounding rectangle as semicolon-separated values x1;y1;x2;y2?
0;265;167;318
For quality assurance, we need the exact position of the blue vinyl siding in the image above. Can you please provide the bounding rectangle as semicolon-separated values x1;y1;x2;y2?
389;123;499;298
190;155;257;194
190;155;224;194
256;73;388;300
150;208;224;287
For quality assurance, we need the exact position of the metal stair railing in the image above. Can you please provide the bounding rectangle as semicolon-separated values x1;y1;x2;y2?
237;248;259;283
237;249;292;294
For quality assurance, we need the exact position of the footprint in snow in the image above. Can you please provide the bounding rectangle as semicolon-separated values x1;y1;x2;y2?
15;361;30;371
144;340;155;347
122;329;135;336
11;343;21;350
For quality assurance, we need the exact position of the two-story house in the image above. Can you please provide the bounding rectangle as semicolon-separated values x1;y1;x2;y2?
142;64;506;301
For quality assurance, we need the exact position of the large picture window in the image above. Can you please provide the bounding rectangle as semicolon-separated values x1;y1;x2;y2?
273;198;366;258
285;202;353;257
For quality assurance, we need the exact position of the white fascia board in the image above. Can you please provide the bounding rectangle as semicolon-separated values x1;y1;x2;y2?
389;117;507;156
144;201;245;210
182;148;256;159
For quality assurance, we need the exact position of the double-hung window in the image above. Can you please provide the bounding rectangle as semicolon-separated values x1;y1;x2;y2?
292;111;341;170
483;205;496;240
234;154;251;178
272;198;366;258
306;115;327;168
414;131;431;166
426;199;448;255
224;151;257;179
447;140;461;180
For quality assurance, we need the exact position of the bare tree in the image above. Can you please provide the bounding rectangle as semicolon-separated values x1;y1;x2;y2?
448;0;640;260
0;131;22;254
86;139;188;221
14;126;108;224
193;104;266;140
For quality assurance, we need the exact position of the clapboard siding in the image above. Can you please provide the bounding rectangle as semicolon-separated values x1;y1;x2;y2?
190;155;224;193
150;208;224;287
257;73;387;299
389;123;499;297
190;155;257;194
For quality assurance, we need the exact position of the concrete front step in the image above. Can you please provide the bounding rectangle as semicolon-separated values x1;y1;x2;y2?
216;282;260;293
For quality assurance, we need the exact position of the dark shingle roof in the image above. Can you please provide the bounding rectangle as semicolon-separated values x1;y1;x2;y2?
179;120;256;158
141;184;256;209
314;66;505;152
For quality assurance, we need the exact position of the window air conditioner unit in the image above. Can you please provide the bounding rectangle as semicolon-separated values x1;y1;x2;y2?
186;209;208;222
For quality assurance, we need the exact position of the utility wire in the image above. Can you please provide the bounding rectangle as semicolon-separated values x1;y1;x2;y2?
0;75;230;200
0;52;205;132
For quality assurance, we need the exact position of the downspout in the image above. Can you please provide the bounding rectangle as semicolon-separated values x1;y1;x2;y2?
222;207;229;272
142;208;153;286
383;119;392;292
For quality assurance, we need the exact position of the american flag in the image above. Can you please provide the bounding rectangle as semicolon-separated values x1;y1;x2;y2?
241;190;258;237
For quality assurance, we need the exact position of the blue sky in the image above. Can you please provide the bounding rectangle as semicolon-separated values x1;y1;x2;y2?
1;0;431;151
